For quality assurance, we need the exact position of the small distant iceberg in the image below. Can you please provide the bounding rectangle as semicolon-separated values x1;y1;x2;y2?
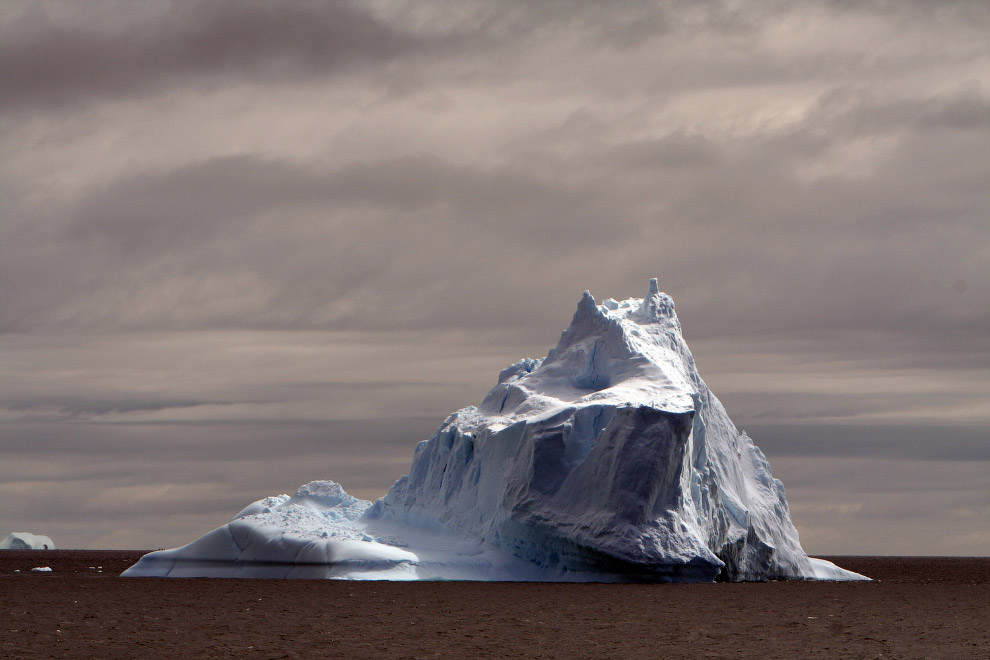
1;532;55;550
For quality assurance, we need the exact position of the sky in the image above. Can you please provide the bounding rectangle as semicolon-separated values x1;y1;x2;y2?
1;0;987;554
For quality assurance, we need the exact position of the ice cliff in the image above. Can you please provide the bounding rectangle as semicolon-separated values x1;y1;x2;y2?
124;280;865;581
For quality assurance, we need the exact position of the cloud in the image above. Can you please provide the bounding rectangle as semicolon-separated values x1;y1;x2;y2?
0;413;439;547
63;155;329;255
3;150;638;332
774;456;990;555
745;423;990;462
0;0;423;112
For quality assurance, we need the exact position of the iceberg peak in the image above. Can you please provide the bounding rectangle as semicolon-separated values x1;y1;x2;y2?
636;277;676;323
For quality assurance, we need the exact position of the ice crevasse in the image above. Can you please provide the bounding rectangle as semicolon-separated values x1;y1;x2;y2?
124;280;867;582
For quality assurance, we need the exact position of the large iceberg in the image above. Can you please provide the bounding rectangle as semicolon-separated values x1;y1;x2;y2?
124;281;866;581
1;532;55;550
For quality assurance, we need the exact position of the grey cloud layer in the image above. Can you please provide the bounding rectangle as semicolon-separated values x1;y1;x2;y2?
1;0;988;551
0;0;424;111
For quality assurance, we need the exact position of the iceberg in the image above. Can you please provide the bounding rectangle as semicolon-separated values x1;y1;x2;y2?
124;280;866;581
1;532;55;550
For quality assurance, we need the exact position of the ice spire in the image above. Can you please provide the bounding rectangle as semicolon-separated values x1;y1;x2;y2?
637;277;675;321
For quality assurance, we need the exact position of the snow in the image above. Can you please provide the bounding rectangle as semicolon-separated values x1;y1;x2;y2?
1;532;55;550
30;567;52;572
124;280;867;582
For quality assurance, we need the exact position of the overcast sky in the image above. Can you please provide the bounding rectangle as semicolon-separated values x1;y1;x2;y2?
1;0;987;554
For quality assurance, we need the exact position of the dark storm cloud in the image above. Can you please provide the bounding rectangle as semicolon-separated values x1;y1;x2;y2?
0;0;421;111
0;0;724;113
6;0;925;114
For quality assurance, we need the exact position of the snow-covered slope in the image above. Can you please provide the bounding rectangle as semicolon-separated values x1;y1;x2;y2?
1;532;55;550
124;280;866;581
